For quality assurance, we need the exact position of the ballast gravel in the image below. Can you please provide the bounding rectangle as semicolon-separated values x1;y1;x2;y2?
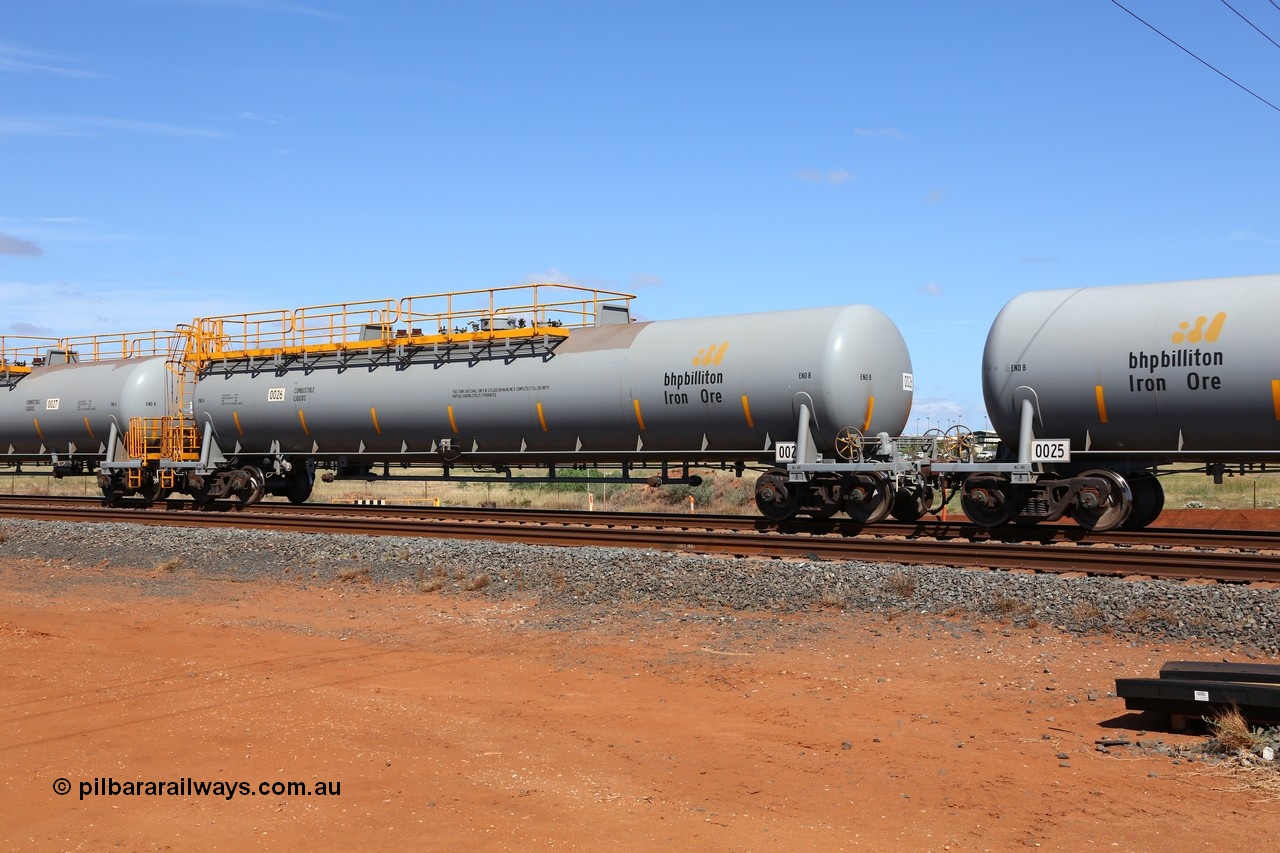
2;518;1279;654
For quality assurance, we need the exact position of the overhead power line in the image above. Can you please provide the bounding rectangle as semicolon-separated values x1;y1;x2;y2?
1110;0;1280;114
1220;0;1280;51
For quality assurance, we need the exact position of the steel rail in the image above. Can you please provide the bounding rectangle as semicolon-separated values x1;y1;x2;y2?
3;502;1279;584
2;494;1278;551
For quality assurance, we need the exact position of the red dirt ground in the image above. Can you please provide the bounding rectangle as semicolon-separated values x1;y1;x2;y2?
3;513;1279;850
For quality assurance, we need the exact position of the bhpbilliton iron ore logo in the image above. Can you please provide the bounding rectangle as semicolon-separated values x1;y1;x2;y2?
1171;312;1226;345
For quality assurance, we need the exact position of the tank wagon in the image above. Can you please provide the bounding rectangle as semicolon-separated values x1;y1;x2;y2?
778;274;1280;531
1;283;914;514
974;274;1280;530
0;332;180;486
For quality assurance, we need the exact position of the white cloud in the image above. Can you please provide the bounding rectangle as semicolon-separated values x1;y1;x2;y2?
918;281;943;296
0;232;42;256
7;321;56;336
0;279;233;338
525;267;577;285
1226;228;1280;246
0;115;225;138
906;398;970;430
855;127;906;141
925;188;948;204
629;272;665;290
169;0;348;20
240;111;291;126
793;168;853;185
0;42;99;78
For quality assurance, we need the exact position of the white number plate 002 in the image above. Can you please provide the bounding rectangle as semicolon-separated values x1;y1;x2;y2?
1029;439;1070;463
774;441;798;464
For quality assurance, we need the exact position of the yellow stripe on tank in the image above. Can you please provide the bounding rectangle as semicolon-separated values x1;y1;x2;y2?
83;417;95;440
1094;385;1109;424
1272;380;1280;420
536;402;549;432
297;409;310;436
632;399;646;431
232;411;244;436
741;395;754;428
370;407;382;435
447;405;458;434
861;396;876;432
33;418;44;441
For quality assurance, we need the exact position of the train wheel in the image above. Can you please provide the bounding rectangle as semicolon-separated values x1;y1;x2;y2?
100;479;124;505
891;486;933;522
237;464;266;507
285;471;314;505
755;469;798;521
1120;473;1164;530
139;477;172;508
841;473;893;525
188;481;215;508
1070;469;1132;532
961;475;1013;528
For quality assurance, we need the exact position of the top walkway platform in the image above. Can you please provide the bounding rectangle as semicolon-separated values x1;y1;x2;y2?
187;283;635;364
1;283;636;375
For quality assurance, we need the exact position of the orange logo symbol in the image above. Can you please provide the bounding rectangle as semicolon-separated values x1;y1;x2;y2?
693;342;728;367
1171;312;1226;345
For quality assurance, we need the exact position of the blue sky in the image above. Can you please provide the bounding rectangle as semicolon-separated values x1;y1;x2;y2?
3;0;1278;430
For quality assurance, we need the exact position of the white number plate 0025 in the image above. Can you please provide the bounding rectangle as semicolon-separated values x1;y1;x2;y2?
1029;439;1070;463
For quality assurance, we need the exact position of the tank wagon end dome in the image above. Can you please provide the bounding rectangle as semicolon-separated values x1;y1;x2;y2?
982;273;1280;455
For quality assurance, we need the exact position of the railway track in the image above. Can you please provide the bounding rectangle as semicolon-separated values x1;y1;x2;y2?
3;494;1279;584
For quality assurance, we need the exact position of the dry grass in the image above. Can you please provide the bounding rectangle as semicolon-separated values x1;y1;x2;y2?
336;565;372;584
1124;605;1178;626
154;557;182;574
817;590;846;610
464;572;491;591
416;565;447;593
1205;705;1262;753
1200;763;1280;802
989;592;1031;618
883;570;917;599
1194;707;1280;801
1067;600;1103;623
